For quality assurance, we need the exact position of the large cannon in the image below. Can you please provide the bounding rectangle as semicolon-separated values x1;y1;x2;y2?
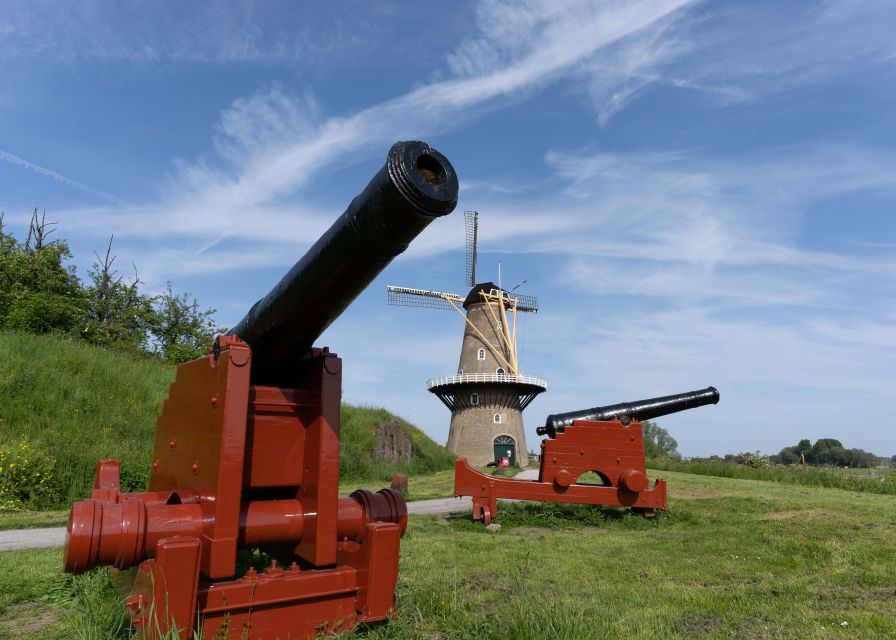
64;141;458;639
455;386;719;523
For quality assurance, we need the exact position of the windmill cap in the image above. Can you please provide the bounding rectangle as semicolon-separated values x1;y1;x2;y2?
463;282;499;309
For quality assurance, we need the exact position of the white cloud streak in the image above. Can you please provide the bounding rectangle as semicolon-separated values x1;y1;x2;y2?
45;0;696;281
0;149;127;206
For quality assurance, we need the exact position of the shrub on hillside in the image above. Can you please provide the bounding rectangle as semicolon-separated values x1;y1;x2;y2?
0;438;60;511
0;211;220;364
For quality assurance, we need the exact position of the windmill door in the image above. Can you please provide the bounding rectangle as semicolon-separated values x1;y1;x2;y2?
493;435;516;466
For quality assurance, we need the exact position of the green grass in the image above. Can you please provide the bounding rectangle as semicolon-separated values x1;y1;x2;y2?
0;547;70;639
339;469;896;640
0;331;454;512
649;458;896;495
0;331;173;507
0;509;68;530
4;470;894;639
339;404;455;482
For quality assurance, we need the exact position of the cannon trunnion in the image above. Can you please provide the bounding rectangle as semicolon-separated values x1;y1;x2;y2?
455;386;719;523
64;141;458;639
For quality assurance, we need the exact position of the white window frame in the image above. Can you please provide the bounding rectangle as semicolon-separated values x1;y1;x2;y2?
470;393;480;406
477;348;486;360
493;413;502;424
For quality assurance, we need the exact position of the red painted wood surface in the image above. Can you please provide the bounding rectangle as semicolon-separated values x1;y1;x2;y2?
64;341;407;639
454;418;667;523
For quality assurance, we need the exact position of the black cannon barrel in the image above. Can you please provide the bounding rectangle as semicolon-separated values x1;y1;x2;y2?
537;386;719;437
228;140;458;380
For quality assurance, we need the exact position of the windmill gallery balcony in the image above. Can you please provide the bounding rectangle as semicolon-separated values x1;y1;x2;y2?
427;372;547;412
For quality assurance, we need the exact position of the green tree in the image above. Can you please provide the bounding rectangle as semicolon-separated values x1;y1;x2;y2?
1;208;223;363
148;282;222;363
642;420;680;459
80;236;154;353
0;209;83;334
808;438;844;465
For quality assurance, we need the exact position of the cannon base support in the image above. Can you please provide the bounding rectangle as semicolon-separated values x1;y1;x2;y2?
125;523;401;639
65;339;408;640
454;418;667;523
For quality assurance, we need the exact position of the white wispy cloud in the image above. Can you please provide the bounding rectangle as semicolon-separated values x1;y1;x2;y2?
40;0;695;281
570;0;896;124
24;0;894;283
0;1;367;65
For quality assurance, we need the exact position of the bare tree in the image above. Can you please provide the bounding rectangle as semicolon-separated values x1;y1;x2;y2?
92;236;122;325
25;207;57;253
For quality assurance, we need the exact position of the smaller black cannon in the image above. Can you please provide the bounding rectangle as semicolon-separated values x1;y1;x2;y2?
457;385;720;522
537;386;720;438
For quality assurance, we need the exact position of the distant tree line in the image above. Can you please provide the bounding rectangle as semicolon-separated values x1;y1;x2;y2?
684;439;888;468
0;208;222;362
771;438;881;468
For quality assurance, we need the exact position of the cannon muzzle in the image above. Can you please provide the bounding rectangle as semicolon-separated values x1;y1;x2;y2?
537;386;719;437
228;140;458;382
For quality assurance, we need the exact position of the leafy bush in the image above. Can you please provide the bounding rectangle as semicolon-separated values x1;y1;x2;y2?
0;438;60;511
0;212;220;365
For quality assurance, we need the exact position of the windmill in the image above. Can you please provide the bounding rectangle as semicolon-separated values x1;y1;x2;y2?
387;211;546;466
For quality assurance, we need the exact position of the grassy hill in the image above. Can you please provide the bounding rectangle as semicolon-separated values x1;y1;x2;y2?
0;331;453;509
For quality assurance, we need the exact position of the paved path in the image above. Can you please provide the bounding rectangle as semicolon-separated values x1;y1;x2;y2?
0;526;66;552
0;471;543;552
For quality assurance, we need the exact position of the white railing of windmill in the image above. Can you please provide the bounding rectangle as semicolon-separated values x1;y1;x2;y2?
426;372;547;390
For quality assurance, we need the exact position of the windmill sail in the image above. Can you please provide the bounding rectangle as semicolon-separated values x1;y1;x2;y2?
464;210;479;287
387;286;463;311
510;292;538;313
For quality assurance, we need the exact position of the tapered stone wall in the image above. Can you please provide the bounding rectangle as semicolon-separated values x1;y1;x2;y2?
445;301;529;466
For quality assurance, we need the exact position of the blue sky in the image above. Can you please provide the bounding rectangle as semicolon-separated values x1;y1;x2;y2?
1;0;894;457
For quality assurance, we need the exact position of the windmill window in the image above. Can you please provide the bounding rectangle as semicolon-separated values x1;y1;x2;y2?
493;413;502;424
496;367;506;375
458;369;463;375
470;393;479;406
477;348;485;360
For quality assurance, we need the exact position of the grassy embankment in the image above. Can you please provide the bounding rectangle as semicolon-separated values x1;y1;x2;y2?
2;469;895;639
0;331;454;527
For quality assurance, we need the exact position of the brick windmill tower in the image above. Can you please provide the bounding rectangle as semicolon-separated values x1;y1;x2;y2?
387;211;546;466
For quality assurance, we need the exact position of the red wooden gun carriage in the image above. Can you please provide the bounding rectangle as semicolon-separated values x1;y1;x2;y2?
455;387;719;523
63;141;459;639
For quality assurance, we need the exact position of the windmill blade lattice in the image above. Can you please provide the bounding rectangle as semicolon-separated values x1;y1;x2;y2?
464;210;479;287
513;293;539;313
387;286;463;311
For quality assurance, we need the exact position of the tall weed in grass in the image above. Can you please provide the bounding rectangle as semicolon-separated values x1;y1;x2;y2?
44;569;131;640
649;458;896;494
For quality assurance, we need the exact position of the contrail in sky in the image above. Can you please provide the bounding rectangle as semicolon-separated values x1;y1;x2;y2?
0;148;128;206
